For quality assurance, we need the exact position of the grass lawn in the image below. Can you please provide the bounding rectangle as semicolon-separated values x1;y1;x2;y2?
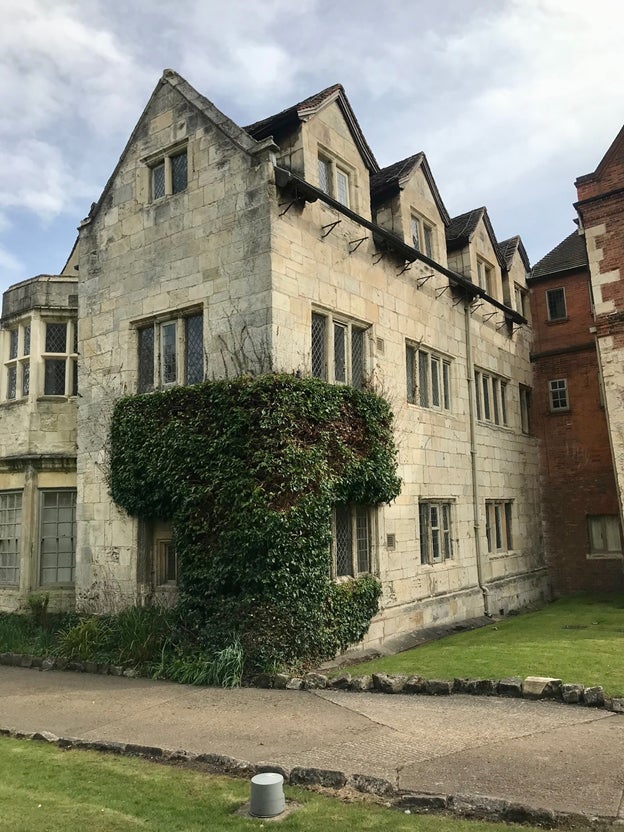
343;595;624;696
0;736;547;832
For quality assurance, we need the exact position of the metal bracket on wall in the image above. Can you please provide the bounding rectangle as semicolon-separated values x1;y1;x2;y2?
348;236;368;253
397;261;412;276
372;251;385;265
321;220;341;238
469;301;484;313
278;198;300;217
482;311;498;322
416;273;433;288
435;285;450;298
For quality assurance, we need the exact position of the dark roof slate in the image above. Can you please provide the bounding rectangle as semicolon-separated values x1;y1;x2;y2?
499;235;531;272
446;208;485;247
370;154;424;198
531;231;588;279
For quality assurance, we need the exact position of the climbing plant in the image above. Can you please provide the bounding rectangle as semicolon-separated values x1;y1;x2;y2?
109;374;401;671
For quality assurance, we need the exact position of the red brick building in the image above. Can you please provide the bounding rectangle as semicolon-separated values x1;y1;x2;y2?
529;127;624;594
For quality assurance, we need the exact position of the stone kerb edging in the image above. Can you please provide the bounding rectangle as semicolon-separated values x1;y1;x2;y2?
1;651;624;713
0;726;614;828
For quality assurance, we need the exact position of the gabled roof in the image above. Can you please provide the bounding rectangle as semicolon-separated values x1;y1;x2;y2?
446;206;506;269
499;235;531;272
244;83;379;173
576;123;624;186
530;231;588;280
82;69;268;227
370;153;450;225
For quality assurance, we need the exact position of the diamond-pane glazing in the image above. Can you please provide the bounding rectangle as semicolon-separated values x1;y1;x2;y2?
46;323;67;353
311;314;326;379
9;330;18;360
356;507;370;573
185;315;204;384
152;163;165;199
406;346;416;403
334;505;353;577
333;323;346;382
171;152;187;193
431;356;440;406
23;325;30;356
318;158;331;194
351;328;364;389
418;351;429;406
138;326;154;392
161;322;177;384
7;366;16;400
22;362;30;396
44;359;65;395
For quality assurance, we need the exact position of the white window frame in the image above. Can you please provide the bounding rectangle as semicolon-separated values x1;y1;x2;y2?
546;287;567;321
41;319;78;398
587;515;623;558
406;343;451;411
311;310;368;388
548;378;569;412
317;150;353;208
4;320;32;401
0;490;22;585
485;500;513;554
474;369;508;426
419;500;454;565
410;214;435;259
331;504;373;578
136;308;204;393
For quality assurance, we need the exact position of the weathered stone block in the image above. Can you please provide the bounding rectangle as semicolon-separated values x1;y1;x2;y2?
606;697;624;713
350;675;373;691
561;683;584;704
271;673;290;690
404;675;425;694
252;672;273;689
328;673;352;690
348;773;394;797
290;767;346;789
396;792;448;811
19;655;33;668
424;679;453;695
583;686;605;707
303;672;327;690
522;676;562;699
285;677;303;690
372;672;407;694
497;677;523;697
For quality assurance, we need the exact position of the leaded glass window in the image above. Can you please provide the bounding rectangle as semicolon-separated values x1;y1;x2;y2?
318;158;331;194
40;490;76;585
336;169;349;207
46;323;67;354
23;325;31;357
351;327;364;390
185;314;204;384
334;505;353;577
420;501;453;565
332;505;371;578
22;362;30;396
171;152;187;194
152;162;165;200
311;313;327;380
138;326;154;392
9;330;18;360
0;492;21;585
44;359;66;395
333;323;346;383
161;322;177;384
7;366;16;400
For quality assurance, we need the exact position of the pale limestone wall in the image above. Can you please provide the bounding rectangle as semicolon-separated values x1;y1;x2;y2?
76;78;277;610
397;166;449;270
269;110;547;645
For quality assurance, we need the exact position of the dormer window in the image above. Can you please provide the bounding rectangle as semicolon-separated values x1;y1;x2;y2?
411;214;435;258
317;154;351;208
476;258;493;294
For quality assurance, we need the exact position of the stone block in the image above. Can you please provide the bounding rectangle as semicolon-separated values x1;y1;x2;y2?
583;686;605;707
303;672;327;690
253;673;274;689
561;683;584;704
328;673;352;690
372;672;407;694
271;673;290;690
285;677;303;690
403;675;426;694
396;792;448;811
348;773;395;797
289;767;346;789
522;676;562;699
606;697;624;713
350;675;373;691
497;677;523;697
424;679;453;695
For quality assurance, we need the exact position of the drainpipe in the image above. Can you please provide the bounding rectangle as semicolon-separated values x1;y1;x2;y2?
464;302;491;616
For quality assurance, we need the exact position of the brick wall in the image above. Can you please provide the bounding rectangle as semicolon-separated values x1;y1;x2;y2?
529;268;623;594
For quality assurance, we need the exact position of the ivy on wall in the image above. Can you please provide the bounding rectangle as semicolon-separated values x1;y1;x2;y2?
109;374;401;671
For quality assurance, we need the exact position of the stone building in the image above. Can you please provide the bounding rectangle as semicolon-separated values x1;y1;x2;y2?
527;125;624;594
0;70;549;646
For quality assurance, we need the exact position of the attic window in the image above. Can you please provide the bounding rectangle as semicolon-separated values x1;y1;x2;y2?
317;154;351;208
150;148;187;201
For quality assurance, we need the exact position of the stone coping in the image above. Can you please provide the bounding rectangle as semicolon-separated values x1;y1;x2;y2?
1;651;623;714
0;725;616;828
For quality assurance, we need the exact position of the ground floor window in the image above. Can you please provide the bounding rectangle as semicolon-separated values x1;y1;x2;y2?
485;500;513;554
331;505;372;577
40;490;76;585
0;491;22;585
588;515;622;556
419;501;453;564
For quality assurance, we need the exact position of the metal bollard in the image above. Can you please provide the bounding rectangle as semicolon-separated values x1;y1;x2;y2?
249;771;285;818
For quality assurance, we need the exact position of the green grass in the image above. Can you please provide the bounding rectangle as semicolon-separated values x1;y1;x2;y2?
343;595;624;696
0;736;552;832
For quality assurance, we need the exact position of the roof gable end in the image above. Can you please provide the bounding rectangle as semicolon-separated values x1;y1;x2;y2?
371;153;450;224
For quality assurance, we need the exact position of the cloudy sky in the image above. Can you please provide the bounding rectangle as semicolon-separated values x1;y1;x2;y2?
0;0;620;294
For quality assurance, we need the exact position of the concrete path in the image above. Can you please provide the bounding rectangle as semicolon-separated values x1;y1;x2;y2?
1;665;623;820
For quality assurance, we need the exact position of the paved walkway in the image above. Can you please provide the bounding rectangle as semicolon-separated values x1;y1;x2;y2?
1;665;623;820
